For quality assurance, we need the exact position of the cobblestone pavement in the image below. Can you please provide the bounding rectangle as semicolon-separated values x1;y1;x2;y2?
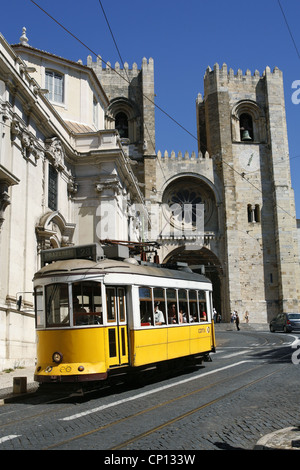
0;325;300;450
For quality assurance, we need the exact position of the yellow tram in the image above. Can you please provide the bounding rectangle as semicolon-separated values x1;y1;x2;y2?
33;244;216;383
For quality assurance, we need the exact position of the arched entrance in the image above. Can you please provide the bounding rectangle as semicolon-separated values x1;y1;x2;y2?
163;246;223;318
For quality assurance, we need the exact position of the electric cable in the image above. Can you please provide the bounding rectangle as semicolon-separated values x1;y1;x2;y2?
278;0;300;60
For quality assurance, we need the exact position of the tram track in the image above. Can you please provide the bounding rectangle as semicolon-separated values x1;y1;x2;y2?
112;365;286;450
42;356;288;450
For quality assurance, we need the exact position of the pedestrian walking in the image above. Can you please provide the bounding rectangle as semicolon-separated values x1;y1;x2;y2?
213;307;217;323
235;312;240;331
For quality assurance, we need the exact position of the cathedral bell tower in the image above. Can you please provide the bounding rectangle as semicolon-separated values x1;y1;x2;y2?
198;63;300;322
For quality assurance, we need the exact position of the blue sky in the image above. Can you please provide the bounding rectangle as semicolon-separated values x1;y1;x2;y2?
2;0;300;216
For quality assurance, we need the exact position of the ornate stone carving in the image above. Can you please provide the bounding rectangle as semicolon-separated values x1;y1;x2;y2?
44;137;65;170
95;177;122;195
0;182;10;229
11;119;43;163
67;179;78;197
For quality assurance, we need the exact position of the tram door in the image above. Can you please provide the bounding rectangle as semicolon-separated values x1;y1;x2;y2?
106;287;128;367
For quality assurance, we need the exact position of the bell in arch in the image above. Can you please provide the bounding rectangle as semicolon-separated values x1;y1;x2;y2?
241;129;252;141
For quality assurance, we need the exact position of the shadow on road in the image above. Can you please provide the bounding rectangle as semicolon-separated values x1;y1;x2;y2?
249;345;295;364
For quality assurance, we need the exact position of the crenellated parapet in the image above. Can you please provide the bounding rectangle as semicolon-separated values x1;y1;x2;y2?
157;150;210;160
154;150;214;189
204;63;283;95
87;55;154;79
204;62;282;81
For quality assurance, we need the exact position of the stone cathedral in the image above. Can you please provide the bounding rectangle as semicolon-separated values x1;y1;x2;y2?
90;57;300;323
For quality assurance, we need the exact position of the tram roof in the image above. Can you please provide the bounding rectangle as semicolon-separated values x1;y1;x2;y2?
33;257;211;284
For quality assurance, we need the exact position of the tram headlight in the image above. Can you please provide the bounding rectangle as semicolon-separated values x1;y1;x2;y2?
52;351;63;364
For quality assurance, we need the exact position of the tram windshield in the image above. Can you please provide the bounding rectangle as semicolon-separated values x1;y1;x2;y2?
37;281;103;328
72;282;103;326
45;283;70;327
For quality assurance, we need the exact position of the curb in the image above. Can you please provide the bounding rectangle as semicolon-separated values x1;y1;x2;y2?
254;427;300;450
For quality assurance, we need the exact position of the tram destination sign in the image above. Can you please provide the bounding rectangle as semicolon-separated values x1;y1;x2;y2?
41;244;101;265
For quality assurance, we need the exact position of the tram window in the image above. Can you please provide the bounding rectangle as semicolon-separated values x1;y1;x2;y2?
167;289;178;324
139;287;154;326
178;289;189;323
73;282;103;326
106;287;116;322
198;290;207;321
35;287;44;328
108;329;117;357
153;288;166;325
45;284;69;327
118;288;126;322
189;290;199;322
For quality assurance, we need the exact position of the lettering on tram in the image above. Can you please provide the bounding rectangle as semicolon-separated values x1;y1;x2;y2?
33;243;216;384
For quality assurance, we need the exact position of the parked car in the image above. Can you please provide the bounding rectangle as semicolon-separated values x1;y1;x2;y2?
269;313;300;333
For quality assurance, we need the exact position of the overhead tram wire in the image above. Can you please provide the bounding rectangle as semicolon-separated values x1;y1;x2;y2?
29;0;296;221
29;0;199;144
278;0;300;60
97;0;298;223
96;0;282;204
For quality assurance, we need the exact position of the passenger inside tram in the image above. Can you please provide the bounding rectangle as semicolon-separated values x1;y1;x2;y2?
179;308;186;323
138;287;209;327
73;297;88;325
168;304;178;324
154;303;165;325
200;304;207;321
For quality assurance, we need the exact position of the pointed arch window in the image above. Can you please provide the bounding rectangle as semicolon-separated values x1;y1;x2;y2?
115;112;129;138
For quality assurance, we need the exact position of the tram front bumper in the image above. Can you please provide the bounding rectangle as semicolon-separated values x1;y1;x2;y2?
34;362;107;383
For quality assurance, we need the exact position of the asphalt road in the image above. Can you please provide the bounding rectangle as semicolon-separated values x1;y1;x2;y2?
0;327;299;454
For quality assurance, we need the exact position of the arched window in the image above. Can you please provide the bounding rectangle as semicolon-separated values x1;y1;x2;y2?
247;204;252;223
231;100;266;143
247;204;260;223
254;204;260;223
115;112;129;138
240;113;253;141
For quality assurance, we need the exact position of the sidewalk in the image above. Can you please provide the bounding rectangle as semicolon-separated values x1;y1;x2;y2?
214;321;269;331
0;365;37;400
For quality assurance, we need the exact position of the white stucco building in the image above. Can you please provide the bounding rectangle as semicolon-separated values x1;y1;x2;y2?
0;29;145;370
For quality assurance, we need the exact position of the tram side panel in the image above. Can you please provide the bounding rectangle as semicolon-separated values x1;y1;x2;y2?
167;326;190;360
131;324;214;368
